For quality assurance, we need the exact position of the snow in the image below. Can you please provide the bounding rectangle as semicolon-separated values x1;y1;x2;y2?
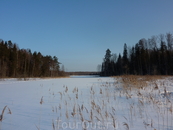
0;76;173;130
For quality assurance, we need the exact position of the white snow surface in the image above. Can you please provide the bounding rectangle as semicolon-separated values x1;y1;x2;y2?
0;76;173;130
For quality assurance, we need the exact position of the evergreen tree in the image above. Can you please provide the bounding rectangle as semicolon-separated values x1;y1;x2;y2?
100;33;173;76
101;49;112;76
122;43;128;74
0;39;62;77
117;54;122;75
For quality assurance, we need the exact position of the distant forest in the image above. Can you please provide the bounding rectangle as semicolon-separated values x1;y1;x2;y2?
0;39;64;78
101;32;173;76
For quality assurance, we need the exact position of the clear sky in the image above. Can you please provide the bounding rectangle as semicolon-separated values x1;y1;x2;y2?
0;0;173;71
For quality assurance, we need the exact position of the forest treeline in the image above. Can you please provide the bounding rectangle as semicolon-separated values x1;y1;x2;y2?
101;32;173;76
0;39;64;78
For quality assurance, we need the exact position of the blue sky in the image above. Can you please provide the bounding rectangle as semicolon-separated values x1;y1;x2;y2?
0;0;173;71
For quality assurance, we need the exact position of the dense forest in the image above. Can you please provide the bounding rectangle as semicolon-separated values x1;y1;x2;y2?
101;32;173;76
0;39;64;78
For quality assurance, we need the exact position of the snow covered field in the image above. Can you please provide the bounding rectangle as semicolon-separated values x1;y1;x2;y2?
0;76;173;130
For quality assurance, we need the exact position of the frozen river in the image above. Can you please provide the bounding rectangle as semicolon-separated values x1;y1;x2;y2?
0;76;173;130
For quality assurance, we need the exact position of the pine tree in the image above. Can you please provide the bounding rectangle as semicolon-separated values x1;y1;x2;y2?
123;43;128;74
101;49;112;76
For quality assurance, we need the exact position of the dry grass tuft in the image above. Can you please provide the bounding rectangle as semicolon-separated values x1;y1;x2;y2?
36;75;173;130
35;124;40;130
65;86;68;93
7;107;12;114
0;106;7;122
123;122;129;130
118;75;166;90
52;119;55;130
40;96;43;104
66;110;69;119
58;92;62;100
